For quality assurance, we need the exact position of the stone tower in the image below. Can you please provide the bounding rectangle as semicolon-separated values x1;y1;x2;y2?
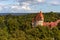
32;11;44;27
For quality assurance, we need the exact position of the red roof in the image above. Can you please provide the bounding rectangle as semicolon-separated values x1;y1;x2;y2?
35;11;44;21
32;11;44;22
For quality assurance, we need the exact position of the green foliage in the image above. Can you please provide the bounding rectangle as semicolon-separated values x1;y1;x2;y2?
0;12;60;40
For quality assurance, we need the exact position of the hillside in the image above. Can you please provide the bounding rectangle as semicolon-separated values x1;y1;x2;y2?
0;12;60;40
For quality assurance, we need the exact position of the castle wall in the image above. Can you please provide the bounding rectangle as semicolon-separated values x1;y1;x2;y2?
36;21;43;26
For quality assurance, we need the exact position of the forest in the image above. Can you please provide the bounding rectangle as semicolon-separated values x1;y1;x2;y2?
0;12;60;40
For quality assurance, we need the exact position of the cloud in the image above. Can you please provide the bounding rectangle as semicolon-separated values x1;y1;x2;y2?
0;5;5;11
1;0;60;13
11;5;31;10
0;0;7;1
16;0;45;11
17;0;45;5
22;2;30;5
0;7;3;11
0;2;32;13
49;0;60;5
22;5;31;10
11;5;21;10
17;0;45;3
21;2;31;10
37;0;45;2
11;5;31;11
9;0;45;12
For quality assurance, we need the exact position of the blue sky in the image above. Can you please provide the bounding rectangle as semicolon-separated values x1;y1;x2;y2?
0;0;60;13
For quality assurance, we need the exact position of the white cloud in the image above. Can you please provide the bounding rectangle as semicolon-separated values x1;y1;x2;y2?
49;0;60;5
37;0;45;2
21;2;31;10
22;2;30;5
11;5;31;11
22;5;31;10
17;0;45;5
52;1;59;5
0;5;5;11
11;5;21;10
16;0;45;11
0;7;3;11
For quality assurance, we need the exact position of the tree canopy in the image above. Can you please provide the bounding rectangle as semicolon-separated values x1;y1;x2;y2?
0;12;60;40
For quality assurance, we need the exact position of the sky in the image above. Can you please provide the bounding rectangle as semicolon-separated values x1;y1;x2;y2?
0;0;60;13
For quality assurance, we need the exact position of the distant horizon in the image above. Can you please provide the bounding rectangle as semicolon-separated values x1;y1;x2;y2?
0;11;60;13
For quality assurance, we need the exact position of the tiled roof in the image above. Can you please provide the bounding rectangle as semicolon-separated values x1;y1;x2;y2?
35;11;44;21
32;11;44;22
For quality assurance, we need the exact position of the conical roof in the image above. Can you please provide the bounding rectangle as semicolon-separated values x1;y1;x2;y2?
35;11;44;21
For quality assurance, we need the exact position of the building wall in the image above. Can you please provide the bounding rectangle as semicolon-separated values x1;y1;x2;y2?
36;21;43;26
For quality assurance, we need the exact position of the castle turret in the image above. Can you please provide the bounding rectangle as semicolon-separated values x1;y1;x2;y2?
35;11;44;21
32;11;44;27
